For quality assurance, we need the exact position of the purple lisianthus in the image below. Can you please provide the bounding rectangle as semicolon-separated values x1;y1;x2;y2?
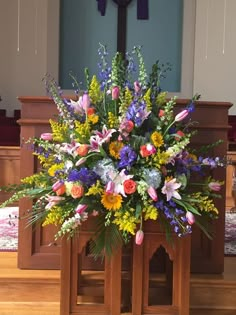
118;145;137;169
126;100;150;127
68;167;99;186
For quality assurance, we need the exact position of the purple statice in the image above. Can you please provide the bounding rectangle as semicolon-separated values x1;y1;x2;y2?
68;167;99;186
118;145;137;169
126;100;150;127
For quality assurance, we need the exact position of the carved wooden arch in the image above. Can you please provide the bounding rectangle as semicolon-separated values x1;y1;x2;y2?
77;231;94;255
146;236;176;262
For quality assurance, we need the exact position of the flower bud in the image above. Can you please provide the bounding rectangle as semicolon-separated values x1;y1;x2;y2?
134;81;141;93
174;109;188;122
75;157;87;166
208;181;221;192
159;109;165;117
52;180;64;192
40;133;53;141
112;86;120;100
147;186;158;201
186;211;195;225
105;181;115;194
175;130;185;141
76;204;88;214
82;93;90;110
135;230;144;245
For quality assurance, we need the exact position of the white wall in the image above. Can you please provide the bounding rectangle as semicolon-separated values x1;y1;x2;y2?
0;0;195;116
194;0;236;114
0;0;59;116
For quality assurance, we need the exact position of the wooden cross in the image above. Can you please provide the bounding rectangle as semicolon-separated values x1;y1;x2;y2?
112;0;133;56
97;0;149;56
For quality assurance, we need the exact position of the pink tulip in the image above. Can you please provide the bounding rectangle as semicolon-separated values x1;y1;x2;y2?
112;86;120;100
40;133;53;141
82;93;90;110
186;211;195;225
52;181;64;192
135;230;144;245
147;186;158;201
174;109;188;122
134;81;141;93
76;204;88;214
208;182;221;192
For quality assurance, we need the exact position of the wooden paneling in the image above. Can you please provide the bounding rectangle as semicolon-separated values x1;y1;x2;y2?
0;146;20;204
1;253;236;315
226;152;236;211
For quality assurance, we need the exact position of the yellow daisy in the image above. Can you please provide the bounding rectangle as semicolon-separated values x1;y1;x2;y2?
109;141;124;159
101;192;122;211
151;131;164;147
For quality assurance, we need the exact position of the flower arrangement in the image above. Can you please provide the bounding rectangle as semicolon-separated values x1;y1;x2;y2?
0;45;225;255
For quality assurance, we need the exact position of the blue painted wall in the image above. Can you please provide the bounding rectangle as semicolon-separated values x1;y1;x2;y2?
59;0;183;92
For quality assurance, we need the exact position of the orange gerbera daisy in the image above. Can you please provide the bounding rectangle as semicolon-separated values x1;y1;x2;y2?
101;192;122;210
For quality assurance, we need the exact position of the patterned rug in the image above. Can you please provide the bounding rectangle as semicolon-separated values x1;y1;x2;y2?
0;207;18;251
224;212;236;256
0;207;235;254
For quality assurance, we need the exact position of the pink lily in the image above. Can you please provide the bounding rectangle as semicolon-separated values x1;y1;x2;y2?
93;125;116;143
45;195;65;210
161;178;182;201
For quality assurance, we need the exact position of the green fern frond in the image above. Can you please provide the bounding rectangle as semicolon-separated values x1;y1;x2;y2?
89;216;124;260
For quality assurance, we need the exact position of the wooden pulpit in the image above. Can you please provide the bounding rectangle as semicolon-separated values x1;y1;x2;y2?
17;96;231;273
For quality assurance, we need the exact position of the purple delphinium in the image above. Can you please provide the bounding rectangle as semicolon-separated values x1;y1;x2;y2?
97;44;111;90
118;145;137;169
186;101;195;113
126;100;150;127
68;167;99;186
155;200;192;236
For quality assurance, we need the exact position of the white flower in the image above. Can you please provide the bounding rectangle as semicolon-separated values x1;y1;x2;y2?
109;169;134;197
161;178;182;201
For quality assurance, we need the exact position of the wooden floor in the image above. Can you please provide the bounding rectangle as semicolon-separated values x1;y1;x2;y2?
0;252;236;315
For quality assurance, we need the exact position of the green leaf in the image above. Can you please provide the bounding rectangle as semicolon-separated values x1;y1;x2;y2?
174;199;201;215
135;203;142;219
